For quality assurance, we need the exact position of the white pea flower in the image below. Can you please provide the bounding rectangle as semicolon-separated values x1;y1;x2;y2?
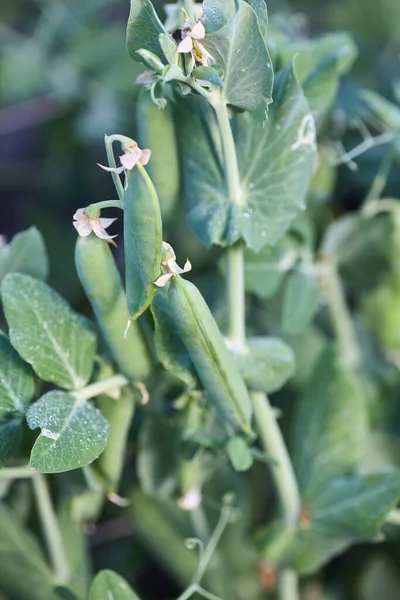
98;141;151;175
73;208;117;243
177;486;202;511
176;20;214;67
154;241;192;287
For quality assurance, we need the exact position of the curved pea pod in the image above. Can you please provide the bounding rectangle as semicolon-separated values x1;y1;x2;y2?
136;90;180;221
75;233;152;381
169;276;253;434
124;165;163;320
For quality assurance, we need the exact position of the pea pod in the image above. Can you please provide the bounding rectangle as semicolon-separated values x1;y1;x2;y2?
124;164;163;319
169;276;253;434
136;90;180;221
75;233;152;381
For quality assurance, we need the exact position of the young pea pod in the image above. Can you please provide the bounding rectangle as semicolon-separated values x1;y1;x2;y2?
75;233;152;381
169;276;253;434
136;90;180;221
124;164;163;319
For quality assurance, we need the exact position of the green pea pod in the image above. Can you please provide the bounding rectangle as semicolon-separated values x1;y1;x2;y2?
169;277;253;434
136;90;180;221
75;233;152;380
124;164;163;319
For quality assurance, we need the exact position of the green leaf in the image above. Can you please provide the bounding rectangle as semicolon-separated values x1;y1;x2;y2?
0;503;58;600
126;0;166;63
226;436;254;471
360;90;400;131
233;337;295;393
279;33;358;113
243;235;300;299
282;270;320;334
0;226;49;284
203;0;237;33
246;0;268;37
1;273;97;390
137;413;180;497
203;0;273;111
89;570;142;600
151;288;197;387
262;470;400;575
176;63;315;251
26;391;108;473
291;346;368;498
0;331;34;466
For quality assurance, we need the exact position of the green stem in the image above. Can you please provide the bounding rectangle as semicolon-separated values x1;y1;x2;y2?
322;259;360;369
74;374;129;402
226;242;246;347
251;392;301;529
278;569;300;600
176;584;198;600
194;505;231;585
85;199;123;217
104;134;135;202
363;150;394;206
0;466;34;479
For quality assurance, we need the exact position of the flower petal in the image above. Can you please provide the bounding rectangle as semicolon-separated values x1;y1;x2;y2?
139;149;151;166
120;151;141;170
92;219;118;241
178;35;193;53
73;208;86;220
99;217;118;229
97;163;125;174
190;21;205;40
177;487;202;511
73;219;92;237
154;273;174;287
183;259;192;273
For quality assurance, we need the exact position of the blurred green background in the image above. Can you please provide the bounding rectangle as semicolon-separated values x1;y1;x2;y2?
1;0;399;304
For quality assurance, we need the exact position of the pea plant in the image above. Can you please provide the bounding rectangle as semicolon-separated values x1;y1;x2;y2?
1;1;400;599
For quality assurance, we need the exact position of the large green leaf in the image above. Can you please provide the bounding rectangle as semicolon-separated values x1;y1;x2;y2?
0;226;49;285
246;0;268;37
282;270;321;334
203;0;273;111
279;33;358;113
203;0;237;32
232;337;295;393
176;63;315;250
26;391;108;473
126;0;166;63
89;570;142;600
262;470;400;574
0;503;58;600
0;331;34;466
151;288;197;387
291;346;368;498
1;273;97;390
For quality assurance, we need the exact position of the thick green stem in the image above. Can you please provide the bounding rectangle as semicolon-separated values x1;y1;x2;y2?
104;133;134;202
32;474;70;585
73;374;129;402
85;199;123;217
251;392;301;529
212;95;301;599
322;259;360;369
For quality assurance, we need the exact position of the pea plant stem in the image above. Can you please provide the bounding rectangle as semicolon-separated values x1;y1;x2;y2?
74;374;129;401
0;467;69;585
212;98;301;599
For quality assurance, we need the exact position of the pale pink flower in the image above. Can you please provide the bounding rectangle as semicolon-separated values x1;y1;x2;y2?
177;486;202;511
177;21;214;67
154;242;192;287
98;142;151;175
73;208;117;243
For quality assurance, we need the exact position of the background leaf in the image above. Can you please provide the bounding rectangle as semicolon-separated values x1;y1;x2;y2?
233;337;295;393
89;570;142;600
0;503;58;600
1;273;97;390
126;0;166;63
226;436;254;471
26;391;108;473
282;269;321;334
0;331;35;466
0;227;49;285
291;346;368;498
203;0;273;111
